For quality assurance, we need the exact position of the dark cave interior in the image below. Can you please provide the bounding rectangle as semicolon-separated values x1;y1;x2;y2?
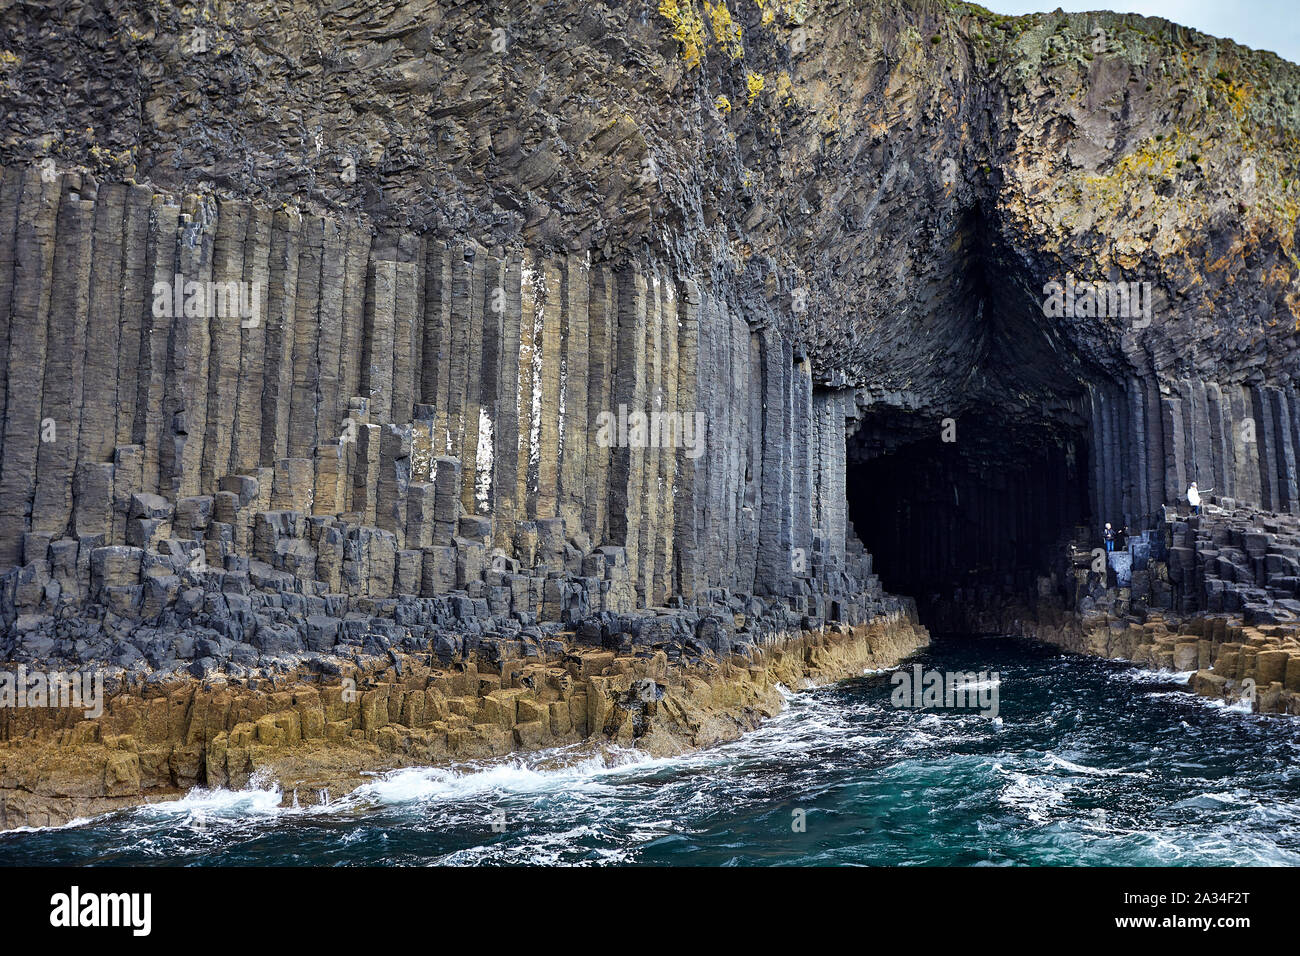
845;398;1093;633
847;424;1091;631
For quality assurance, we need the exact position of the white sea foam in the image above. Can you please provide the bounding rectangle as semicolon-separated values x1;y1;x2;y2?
98;745;686;832
1147;690;1257;715
1209;696;1256;714
1045;753;1142;778
131;771;287;823
1110;667;1195;685
342;748;662;807
950;678;1001;692
0;816;95;835
995;762;1074;823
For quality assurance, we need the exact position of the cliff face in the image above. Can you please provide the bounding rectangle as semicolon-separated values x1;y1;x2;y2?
1;0;1299;660
8;1;1298;377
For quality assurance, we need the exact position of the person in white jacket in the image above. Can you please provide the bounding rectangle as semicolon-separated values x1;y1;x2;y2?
1187;481;1201;516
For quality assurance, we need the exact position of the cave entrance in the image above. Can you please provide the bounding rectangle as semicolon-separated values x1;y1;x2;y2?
845;411;1091;633
831;199;1102;632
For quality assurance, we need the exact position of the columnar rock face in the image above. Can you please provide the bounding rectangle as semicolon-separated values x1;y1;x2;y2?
0;166;893;675
1083;379;1300;531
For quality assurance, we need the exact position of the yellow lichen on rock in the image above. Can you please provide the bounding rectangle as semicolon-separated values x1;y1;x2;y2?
705;1;745;60
658;0;708;69
773;69;792;103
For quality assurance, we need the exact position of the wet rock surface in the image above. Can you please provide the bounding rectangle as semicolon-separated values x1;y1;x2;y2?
0;613;928;830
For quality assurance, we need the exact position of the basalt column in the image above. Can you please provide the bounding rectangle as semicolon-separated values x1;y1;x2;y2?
0;166;884;643
1087;376;1299;526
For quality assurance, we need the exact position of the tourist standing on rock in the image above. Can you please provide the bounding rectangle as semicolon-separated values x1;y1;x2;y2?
1104;523;1116;553
1187;482;1201;516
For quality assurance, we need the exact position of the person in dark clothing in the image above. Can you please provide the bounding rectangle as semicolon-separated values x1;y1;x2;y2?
1103;523;1116;553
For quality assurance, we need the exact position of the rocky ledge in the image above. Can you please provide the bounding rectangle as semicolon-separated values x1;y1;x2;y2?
0;609;927;831
958;501;1300;715
1015;609;1300;715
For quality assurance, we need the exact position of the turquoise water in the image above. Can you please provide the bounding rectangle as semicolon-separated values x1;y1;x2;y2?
3;636;1298;866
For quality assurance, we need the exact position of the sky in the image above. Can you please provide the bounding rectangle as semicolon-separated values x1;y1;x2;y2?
982;0;1300;65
